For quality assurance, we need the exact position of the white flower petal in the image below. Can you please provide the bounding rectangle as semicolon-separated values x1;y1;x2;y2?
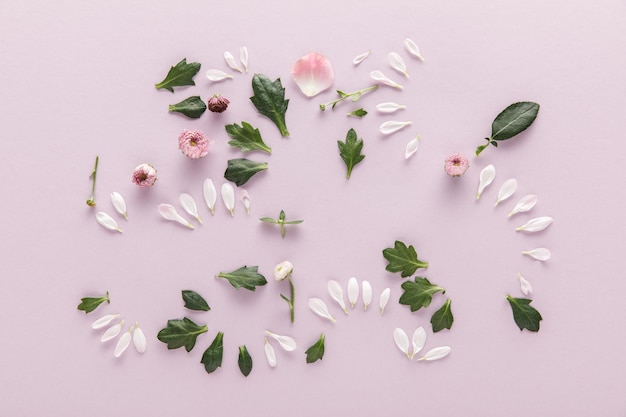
264;337;277;367
518;273;532;296
516;216;553;232
352;50;370;65
418;346;451;361
240;189;251;214
110;192;128;220
240;46;249;73
370;70;403;89
380;120;412;135
508;194;538;217
388;52;409;78
411;327;427;359
347;277;359;308
224;51;242;73
379;288;391;315
327;280;348;314
203;178;217;215
179;193;202;224
92;314;120;330
362;280;372;311
476;164;496;199
221;183;235;216
495;178;517;207
376;102;406;113
101;320;124;342
393;328;410;358
133;322;147;353
522;247;551;261
157;204;194;229
308;298;336;323
114;327;132;358
404;38;425;61
205;69;233;82
405;135;420;159
265;330;297;351
96;212;122;233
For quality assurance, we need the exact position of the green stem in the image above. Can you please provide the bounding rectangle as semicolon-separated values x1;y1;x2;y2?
475;138;494;156
320;85;379;111
288;276;295;323
86;156;99;207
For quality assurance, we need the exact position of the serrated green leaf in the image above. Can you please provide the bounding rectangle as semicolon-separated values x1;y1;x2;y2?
250;74;289;137
77;291;109;314
217;266;268;291
168;96;207;119
337;128;365;179
182;290;210;312
200;332;224;374
491;102;540;141
157;317;208;352
399;277;445;312
224;158;268;187
238;345;253;377
225;122;272;154
506;295;543;332
155;58;201;92
348;108;368;118
431;299;454;332
382;240;429;277
305;334;325;364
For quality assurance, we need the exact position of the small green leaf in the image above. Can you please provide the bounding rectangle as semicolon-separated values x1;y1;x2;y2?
77;291;109;314
430;299;454;332
157;317;208;352
305;334;325;363
200;332;224;374
224;158;268;187
506;295;543;332
155;58;201;92
168;96;207;119
250;74;289;137
491;102;540;141
348;108;368;118
225;122;272;154
399;277;445;312
382;240;429;278
182;290;210;312
238;345;253;377
217;266;268;291
337;128;365;179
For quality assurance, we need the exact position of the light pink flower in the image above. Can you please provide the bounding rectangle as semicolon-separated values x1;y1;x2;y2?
444;154;470;177
178;129;211;159
290;52;334;97
131;163;157;187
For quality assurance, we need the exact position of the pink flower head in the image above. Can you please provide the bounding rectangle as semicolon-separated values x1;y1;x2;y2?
132;163;157;187
178;129;211;159
207;94;230;113
444;153;470;177
290;52;334;97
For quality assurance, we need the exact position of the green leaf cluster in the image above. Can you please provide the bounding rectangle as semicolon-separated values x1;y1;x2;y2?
305;334;325;363
182;290;210;311
225;122;272;154
201;332;224;374
77;291;109;314
337;128;365;179
238;345;253;377
476;101;540;155
506;295;543;332
157;317;208;352
383;240;429;277
168;96;206;119
155;58;201;92
259;210;303;238
250;74;289;137
217;266;268;291
224;158;268;186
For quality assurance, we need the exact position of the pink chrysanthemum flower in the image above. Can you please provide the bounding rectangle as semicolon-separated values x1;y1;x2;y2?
178;129;211;159
444;154;470;177
131;163;157;187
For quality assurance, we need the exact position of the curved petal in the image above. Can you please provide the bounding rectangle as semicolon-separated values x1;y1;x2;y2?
380;120;412;135
393;328;410;358
92;314;120;330
495;178;517;206
240;46;249;73
308;298;336;323
518;274;533;295
133;322;147;353
110;192;128;220
376;102;406;113
206;69;233;82
404;38;425;61
418;346;451;361
96;212;122;233
362;280;372;310
388;52;409;78
203;178;217;215
327;280;348;314
179;193;202;224
101;320;124;342
522;247;551;261
157;204;194;229
265;330;297;351
347;277;359;308
379;288;391;315
405;136;420;159
516;216;553;232
370;70;403;89
508;194;538;217
221;183;235;216
224;51;242;73
290;52;334;97
476;164;496;200
264;337;277;367
352;50;370;65
114;327;132;358
411;327;427;358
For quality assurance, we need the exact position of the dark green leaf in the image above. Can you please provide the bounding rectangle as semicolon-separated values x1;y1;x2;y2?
217;266;268;291
155;58;201;92
225;122;272;154
157;317;208;352
168;96;207;119
250;74;289;137
430;299;454;332
399;277;445;312
200;332;224;374
77;291;109;314
506;295;543;332
382;240;429;277
182;290;210;312
238;345;253;377
305;334;325;363
348;108;368;118
337;128;365;179
491;102;540;141
224;158;268;187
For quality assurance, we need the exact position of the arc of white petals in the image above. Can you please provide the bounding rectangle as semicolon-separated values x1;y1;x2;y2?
240;190;251;214
405;135;420;159
495;178;517;207
96;212;122;233
388;52;409;78
522;247;551;261
265;330;297;351
92;314;120;330
380;120;412;135
379;288;391;315
203;178;217;215
224;51;243;73
362;280;372;310
179;193;202;224
508;194;538;217
308;298;336;323
418;346;451;361
221;183;235;216
114;326;133;358
110;192;128;220
157;204;194;229
327;280;348;314
393;328;410;358
133;322;147;353
240;46;249;73
518;274;532;296
370;70;403;89
404;38;424;61
352;50;370;65
476;164;496;199
411;327;427;359
376;102;406;113
206;69;233;82
347;277;359;309
101;320;124;342
516;216;553;232
264;337;277;367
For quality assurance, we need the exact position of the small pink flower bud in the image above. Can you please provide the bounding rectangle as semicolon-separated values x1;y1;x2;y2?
131;163;157;187
207;94;230;113
444;153;470;177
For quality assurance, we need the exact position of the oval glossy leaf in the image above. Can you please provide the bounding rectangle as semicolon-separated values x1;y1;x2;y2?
491;102;540;141
238;345;253;377
168;96;207;119
305;334;325;364
430;299;453;332
201;332;224;374
224;158;269;187
506;295;542;332
156;317;208;352
217;266;267;291
182;290;210;311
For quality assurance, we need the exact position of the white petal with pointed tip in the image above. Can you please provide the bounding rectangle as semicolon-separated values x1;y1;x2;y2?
327;280;348;314
101;320;124;342
224;51;242;73
206;69;233;82
418;346;451;361
240;46;249;72
370;70;403;89
362;280;372;310
518;274;533;295
308;298;336;323
133;323;147;353
92;314;120;329
523;247;551;261
495;178;517;206
516;216;553;232
405;38;424;61
411;327;427;359
110;192;128;220
179;193;202;224
352;50;370;65
203;178;217;215
347;277;359;308
264;337;277;367
508;194;538;217
96;212;122;233
114;327;132;358
157;204;194;229
221;183;235;216
405;136;420;159
379;288;391;315
388;52;409;78
240;190;251;214
376;102;406;113
393;328;410;358
476;164;496;199
265;330;297;351
380;120;412;135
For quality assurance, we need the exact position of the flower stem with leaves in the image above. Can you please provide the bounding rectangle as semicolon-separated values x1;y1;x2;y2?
86;156;99;207
260;210;303;238
279;276;296;323
320;85;379;111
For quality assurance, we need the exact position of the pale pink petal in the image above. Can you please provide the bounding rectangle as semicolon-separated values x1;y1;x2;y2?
290;52;334;97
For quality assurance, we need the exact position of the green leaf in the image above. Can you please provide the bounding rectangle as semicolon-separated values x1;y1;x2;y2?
399;277;445;312
77;291;109;314
491;102;540;141
200;332;224;374
430;299;454;332
238;345;253;377
217;266;268;291
382;240;429;277
182;290;210;312
506;295;543;332
337;128;365;179
225;122;272;154
348;108;368;118
168;96;207;119
157;317;208;352
224;158;268;187
305;334;325;364
155;58;201;92
250;74;290;137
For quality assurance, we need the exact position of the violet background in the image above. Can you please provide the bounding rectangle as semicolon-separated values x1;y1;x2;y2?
1;0;625;415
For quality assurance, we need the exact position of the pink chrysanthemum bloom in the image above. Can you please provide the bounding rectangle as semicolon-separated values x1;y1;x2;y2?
178;129;211;159
131;163;157;187
444;154;470;177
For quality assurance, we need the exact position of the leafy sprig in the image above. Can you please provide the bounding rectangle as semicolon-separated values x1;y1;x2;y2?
77;291;109;314
155;58;201;92
430;299;454;332
506;295;543;332
157;317;208;352
259;210;303;238
383;240;429;277
337;128;365;179
305;334;325;363
475;102;540;155
225;122;272;154
201;332;224;374
250;74;289;137
399;277;445;312
320;85;378;111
